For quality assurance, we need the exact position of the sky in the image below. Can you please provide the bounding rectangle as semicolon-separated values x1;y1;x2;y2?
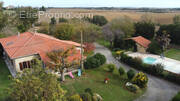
1;0;180;8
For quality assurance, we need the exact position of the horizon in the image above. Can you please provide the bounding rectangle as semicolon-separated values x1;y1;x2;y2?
1;0;180;8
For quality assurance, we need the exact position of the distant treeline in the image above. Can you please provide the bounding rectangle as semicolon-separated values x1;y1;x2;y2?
46;7;180;13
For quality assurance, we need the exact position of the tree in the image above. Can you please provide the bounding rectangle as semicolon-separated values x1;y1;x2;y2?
55;23;75;40
91;15;108;26
157;24;180;45
17;24;26;33
102;17;135;48
39;6;46;11
7;59;66;101
134;21;155;39
59;18;68;23
50;17;56;25
156;31;171;53
72;21;102;43
173;15;180;24
16;7;38;31
47;47;79;81
0;3;7;31
147;40;162;55
49;17;57;35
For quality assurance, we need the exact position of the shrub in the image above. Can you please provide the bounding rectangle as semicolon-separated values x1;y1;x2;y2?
147;40;162;55
131;57;143;69
68;94;83;101
85;88;93;95
172;91;180;101
118;67;125;76
84;43;95;53
81;93;92;101
94;53;106;65
153;64;164;75
132;72;148;88
127;69;136;80
84;53;106;69
106;64;116;72
126;82;139;93
84;57;101;69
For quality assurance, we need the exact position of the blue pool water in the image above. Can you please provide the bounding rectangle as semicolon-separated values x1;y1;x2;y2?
143;57;157;64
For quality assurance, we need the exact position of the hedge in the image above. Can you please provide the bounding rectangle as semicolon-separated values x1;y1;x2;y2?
120;53;180;85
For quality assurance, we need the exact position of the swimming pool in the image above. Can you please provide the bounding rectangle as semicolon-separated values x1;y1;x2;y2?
143;57;157;64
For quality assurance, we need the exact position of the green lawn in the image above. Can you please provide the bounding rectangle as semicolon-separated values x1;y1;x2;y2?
0;58;12;100
62;65;144;101
165;48;180;61
96;39;111;49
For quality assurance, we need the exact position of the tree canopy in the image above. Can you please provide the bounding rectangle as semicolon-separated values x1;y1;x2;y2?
102;17;135;47
7;59;66;101
134;21;155;39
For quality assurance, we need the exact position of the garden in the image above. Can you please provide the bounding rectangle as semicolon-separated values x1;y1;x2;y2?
119;52;180;85
62;53;147;101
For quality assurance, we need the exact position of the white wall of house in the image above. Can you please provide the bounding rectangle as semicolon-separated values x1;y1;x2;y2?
136;43;147;53
13;54;39;72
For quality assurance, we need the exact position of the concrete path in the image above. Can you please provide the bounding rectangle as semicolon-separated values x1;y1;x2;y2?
94;43;180;101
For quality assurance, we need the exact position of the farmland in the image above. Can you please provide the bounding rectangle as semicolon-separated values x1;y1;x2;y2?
38;8;180;24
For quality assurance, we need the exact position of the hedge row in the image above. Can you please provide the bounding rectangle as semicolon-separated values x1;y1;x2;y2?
120;53;180;85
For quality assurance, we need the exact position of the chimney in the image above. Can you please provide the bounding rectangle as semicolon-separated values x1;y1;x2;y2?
18;32;20;37
34;27;38;34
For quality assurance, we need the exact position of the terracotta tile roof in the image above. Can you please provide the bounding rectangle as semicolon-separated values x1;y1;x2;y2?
130;36;151;48
0;32;81;62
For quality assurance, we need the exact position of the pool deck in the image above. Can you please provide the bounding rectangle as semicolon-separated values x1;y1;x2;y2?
127;52;180;74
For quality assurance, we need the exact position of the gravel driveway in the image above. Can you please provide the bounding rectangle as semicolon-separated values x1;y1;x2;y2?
94;43;180;101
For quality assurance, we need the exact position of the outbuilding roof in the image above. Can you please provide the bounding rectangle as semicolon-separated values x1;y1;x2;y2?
129;36;151;48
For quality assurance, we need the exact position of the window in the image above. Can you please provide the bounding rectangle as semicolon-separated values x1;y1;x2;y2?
19;61;32;71
19;63;23;70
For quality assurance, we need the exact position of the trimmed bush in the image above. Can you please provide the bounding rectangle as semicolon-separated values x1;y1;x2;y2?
84;53;106;69
172;91;180;101
118;67;125;76
81;93;92;101
132;72;148;88
127;69;136;80
106;64;116;72
68;94;83;101
94;53;106;65
84;57;101;69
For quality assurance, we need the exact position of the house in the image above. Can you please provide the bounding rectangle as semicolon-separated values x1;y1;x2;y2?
0;32;82;77
128;36;151;53
6;5;14;9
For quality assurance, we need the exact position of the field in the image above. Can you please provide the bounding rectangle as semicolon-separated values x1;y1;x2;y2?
39;8;180;24
62;65;144;101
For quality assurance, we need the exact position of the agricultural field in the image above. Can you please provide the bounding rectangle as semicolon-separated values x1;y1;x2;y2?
38;8;180;24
